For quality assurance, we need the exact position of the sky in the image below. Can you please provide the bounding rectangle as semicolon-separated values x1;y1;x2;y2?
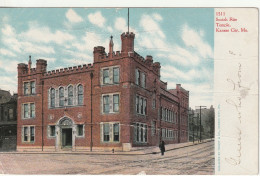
0;8;214;109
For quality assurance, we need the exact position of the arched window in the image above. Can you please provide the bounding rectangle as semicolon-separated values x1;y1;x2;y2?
50;88;55;108
78;84;83;105
68;85;73;105
59;87;64;107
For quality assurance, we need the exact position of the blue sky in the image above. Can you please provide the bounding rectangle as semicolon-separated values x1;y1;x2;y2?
0;8;214;108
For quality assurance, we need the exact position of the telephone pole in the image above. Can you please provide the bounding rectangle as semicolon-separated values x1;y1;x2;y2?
195;106;207;142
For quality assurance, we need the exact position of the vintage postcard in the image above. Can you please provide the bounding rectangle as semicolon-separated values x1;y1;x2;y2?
0;6;258;175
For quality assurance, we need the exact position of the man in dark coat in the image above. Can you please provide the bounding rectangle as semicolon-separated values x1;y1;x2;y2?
159;140;165;156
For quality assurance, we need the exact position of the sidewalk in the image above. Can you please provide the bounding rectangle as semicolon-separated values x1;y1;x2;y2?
0;139;214;155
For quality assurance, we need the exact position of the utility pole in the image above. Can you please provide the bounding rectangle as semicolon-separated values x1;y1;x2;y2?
195;106;207;143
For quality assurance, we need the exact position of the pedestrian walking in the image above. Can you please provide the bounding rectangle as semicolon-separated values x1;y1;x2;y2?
159;140;165;156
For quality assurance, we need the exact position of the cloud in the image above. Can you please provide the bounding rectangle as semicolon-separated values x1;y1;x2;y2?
0;75;17;93
115;17;127;32
37;57;56;63
20;22;75;45
1;24;15;36
107;26;113;33
161;65;212;82
66;9;83;23
0;48;16;57
71;31;107;52
153;13;163;21
88;11;106;28
140;14;165;39
0;59;19;73
182;24;213;58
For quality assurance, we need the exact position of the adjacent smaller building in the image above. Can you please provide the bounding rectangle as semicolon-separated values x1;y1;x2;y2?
0;89;17;151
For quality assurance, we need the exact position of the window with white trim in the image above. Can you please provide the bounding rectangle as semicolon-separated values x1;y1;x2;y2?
49;125;56;137
162;128;174;140
134;123;147;143
101;122;120;142
22;103;35;119
22;126;35;143
113;67;119;84
102;93;120;114
103;69;109;84
136;95;147;115
135;69;146;88
101;66;120;85
77;124;84;137
23;81;36;95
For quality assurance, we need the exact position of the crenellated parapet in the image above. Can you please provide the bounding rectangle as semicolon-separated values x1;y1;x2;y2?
43;63;93;78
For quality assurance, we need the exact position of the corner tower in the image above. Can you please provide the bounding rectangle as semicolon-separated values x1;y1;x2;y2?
121;32;135;56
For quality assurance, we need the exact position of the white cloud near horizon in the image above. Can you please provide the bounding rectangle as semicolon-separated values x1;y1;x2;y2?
88;11;106;28
66;9;83;23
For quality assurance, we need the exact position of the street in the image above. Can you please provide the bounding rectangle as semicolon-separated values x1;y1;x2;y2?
0;141;214;175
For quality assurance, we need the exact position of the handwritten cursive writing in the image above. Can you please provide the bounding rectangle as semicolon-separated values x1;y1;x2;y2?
225;63;249;166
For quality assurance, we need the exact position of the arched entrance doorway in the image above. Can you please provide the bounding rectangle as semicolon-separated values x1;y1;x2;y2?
56;117;75;151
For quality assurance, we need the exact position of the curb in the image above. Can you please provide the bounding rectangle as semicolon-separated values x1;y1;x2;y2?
0;139;214;156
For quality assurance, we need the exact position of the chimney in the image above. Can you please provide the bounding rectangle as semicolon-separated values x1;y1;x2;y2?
36;59;47;73
121;32;135;56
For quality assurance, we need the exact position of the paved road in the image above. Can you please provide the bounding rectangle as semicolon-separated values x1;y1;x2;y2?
0;141;214;175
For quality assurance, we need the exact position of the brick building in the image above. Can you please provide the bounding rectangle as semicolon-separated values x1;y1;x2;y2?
0;89;17;151
17;32;189;152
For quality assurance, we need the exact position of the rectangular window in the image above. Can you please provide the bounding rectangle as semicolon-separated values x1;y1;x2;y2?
136;96;139;113
143;99;147;115
138;70;141;85
144;125;147;142
113;67;119;84
77;125;83;136
113;94;119;112
103;123;110;142
23;126;35;143
103;69;110;84
113;123;119;142
30;126;35;142
30;81;36;94
135;123;147;143
30;103;35;118
141;73;146;88
24;104;29;119
49;126;56;137
140;124;143;142
24;82;29;95
24;127;28;141
136;124;139;142
23;103;35;119
103;95;110;113
140;98;143;114
135;69;140;85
